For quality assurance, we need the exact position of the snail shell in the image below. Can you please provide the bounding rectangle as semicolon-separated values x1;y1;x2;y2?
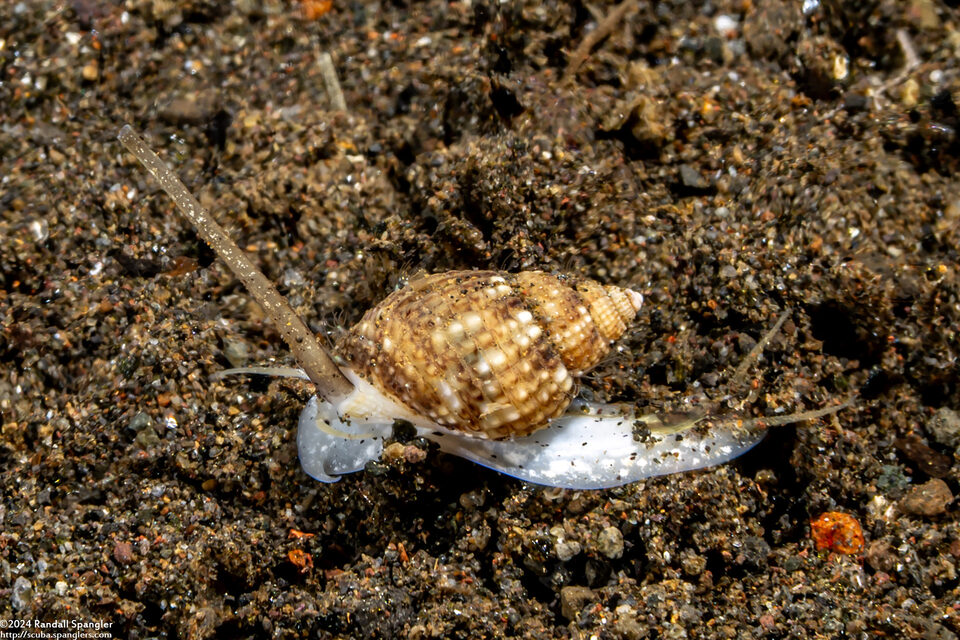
337;270;644;439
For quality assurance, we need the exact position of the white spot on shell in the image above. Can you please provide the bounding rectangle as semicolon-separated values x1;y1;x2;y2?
437;379;463;413
463;312;483;332
475;358;491;376
486;349;507;369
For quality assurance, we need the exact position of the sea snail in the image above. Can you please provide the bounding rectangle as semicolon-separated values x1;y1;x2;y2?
117;125;850;490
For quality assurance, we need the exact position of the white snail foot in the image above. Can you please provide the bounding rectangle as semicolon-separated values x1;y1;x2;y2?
297;397;766;489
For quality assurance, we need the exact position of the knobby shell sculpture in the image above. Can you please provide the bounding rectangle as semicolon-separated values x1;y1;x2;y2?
117;125;851;489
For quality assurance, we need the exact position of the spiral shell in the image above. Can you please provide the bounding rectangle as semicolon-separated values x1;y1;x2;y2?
337;270;643;439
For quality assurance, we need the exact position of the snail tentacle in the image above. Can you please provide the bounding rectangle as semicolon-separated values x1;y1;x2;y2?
117;125;354;404
210;366;311;381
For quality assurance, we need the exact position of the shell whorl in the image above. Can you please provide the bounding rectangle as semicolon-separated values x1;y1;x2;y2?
337;271;643;439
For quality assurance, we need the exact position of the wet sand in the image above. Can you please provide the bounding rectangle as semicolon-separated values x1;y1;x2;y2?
1;0;958;637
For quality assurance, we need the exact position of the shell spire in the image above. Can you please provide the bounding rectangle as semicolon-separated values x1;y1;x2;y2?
338;270;643;439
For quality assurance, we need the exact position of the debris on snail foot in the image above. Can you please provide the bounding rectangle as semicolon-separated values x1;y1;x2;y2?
118;124;853;490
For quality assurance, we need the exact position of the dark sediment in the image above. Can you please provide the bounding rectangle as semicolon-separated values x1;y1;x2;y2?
1;0;958;638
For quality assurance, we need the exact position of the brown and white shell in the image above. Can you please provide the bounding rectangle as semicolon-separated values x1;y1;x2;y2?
338;270;644;439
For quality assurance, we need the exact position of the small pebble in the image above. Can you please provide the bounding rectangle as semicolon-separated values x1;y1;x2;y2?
223;340;250;368
899;479;953;517
128;412;152;431
402;444;426;464
927;407;960;450
113;541;134;564
550;525;582;561
613;605;644;639
899;78;920;108
11;576;32;610
810;512;864;554
382;442;407;463
679;164;708;190
864;540;896;573
713;14;738;37
81;60;98;81
597;525;624;559
680;551;706;576
894;434;952;478
560;585;597;621
555;539;582;562
738;536;771;569
843;92;868;112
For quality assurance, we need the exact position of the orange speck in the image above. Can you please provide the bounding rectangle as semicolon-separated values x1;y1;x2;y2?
164;255;199;277
300;0;332;20
810;511;864;554
398;541;409;563
289;529;316;539
288;549;314;573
